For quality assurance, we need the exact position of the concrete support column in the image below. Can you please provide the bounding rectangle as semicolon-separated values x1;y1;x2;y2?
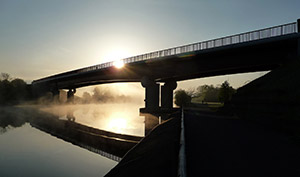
67;88;76;103
141;77;159;111
52;89;60;103
161;81;177;109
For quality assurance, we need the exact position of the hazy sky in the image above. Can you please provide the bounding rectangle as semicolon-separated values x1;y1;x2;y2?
0;0;299;93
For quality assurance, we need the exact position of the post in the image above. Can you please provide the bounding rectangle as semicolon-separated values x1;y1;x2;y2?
161;81;177;110
141;77;160;112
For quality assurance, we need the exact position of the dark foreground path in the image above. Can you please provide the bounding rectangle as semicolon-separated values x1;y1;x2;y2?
184;110;300;177
105;116;181;177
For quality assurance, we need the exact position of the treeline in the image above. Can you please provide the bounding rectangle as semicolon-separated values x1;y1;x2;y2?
79;87;132;104
0;73;32;105
175;81;236;106
39;87;133;104
0;73;133;105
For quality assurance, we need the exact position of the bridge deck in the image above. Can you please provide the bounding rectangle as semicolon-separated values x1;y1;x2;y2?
32;20;299;90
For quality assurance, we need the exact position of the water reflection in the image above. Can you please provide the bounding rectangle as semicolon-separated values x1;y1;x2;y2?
0;104;163;157
0;104;166;159
67;110;75;121
40;103;158;137
0;107;118;177
30;112;141;161
0;104;165;176
0;107;28;134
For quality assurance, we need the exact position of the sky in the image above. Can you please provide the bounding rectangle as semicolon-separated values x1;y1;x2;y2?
0;0;299;95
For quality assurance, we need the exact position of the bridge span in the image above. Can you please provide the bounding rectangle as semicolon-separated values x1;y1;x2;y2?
32;19;300;112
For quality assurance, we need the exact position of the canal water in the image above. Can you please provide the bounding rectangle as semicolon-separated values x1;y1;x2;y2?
0;103;156;177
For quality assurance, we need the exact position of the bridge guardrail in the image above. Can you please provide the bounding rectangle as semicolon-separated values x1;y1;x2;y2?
85;22;297;71
33;21;297;84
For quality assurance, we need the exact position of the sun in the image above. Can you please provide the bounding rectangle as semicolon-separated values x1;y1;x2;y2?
102;49;129;69
113;60;125;68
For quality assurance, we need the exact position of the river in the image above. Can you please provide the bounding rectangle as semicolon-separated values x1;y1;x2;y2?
0;103;157;177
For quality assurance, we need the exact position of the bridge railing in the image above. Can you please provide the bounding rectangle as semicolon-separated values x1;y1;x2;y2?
33;21;297;84
83;22;297;72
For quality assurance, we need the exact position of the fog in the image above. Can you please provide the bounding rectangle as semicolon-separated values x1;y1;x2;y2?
0;82;155;136
79;86;142;104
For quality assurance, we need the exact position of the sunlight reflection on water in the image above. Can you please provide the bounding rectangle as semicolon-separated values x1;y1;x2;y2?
40;103;145;136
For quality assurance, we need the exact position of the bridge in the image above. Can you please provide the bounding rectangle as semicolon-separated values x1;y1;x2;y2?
32;19;300;112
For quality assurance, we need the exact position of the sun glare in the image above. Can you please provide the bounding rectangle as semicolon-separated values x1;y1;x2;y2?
107;117;128;134
113;60;124;68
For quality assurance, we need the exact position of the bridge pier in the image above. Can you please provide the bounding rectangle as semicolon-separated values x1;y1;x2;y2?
67;88;76;103
161;81;177;110
51;89;60;103
141;77;160;112
141;77;177;113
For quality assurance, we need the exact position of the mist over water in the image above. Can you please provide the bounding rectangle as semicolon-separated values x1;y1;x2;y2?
0;82;161;176
75;84;144;104
41;84;147;136
40;103;146;136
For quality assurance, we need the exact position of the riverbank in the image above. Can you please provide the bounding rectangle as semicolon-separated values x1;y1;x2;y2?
105;113;181;177
228;59;300;143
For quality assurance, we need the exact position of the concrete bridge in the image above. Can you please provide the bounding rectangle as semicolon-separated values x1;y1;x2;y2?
32;19;300;112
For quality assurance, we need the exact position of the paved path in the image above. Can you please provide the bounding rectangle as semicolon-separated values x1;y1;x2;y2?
184;110;300;176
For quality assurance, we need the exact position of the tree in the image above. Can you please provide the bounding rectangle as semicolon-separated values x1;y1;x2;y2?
0;75;32;105
174;89;192;107
82;92;92;104
0;73;11;81
92;87;114;103
218;81;235;103
195;85;220;102
11;79;28;101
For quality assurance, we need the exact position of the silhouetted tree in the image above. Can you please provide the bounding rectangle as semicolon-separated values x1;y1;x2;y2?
218;81;236;103
0;73;32;105
11;79;29;101
0;73;11;81
92;87;115;103
174;89;192;107
195;85;220;102
87;86;131;104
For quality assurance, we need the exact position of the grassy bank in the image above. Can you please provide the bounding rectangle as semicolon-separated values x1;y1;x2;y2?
229;59;300;142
